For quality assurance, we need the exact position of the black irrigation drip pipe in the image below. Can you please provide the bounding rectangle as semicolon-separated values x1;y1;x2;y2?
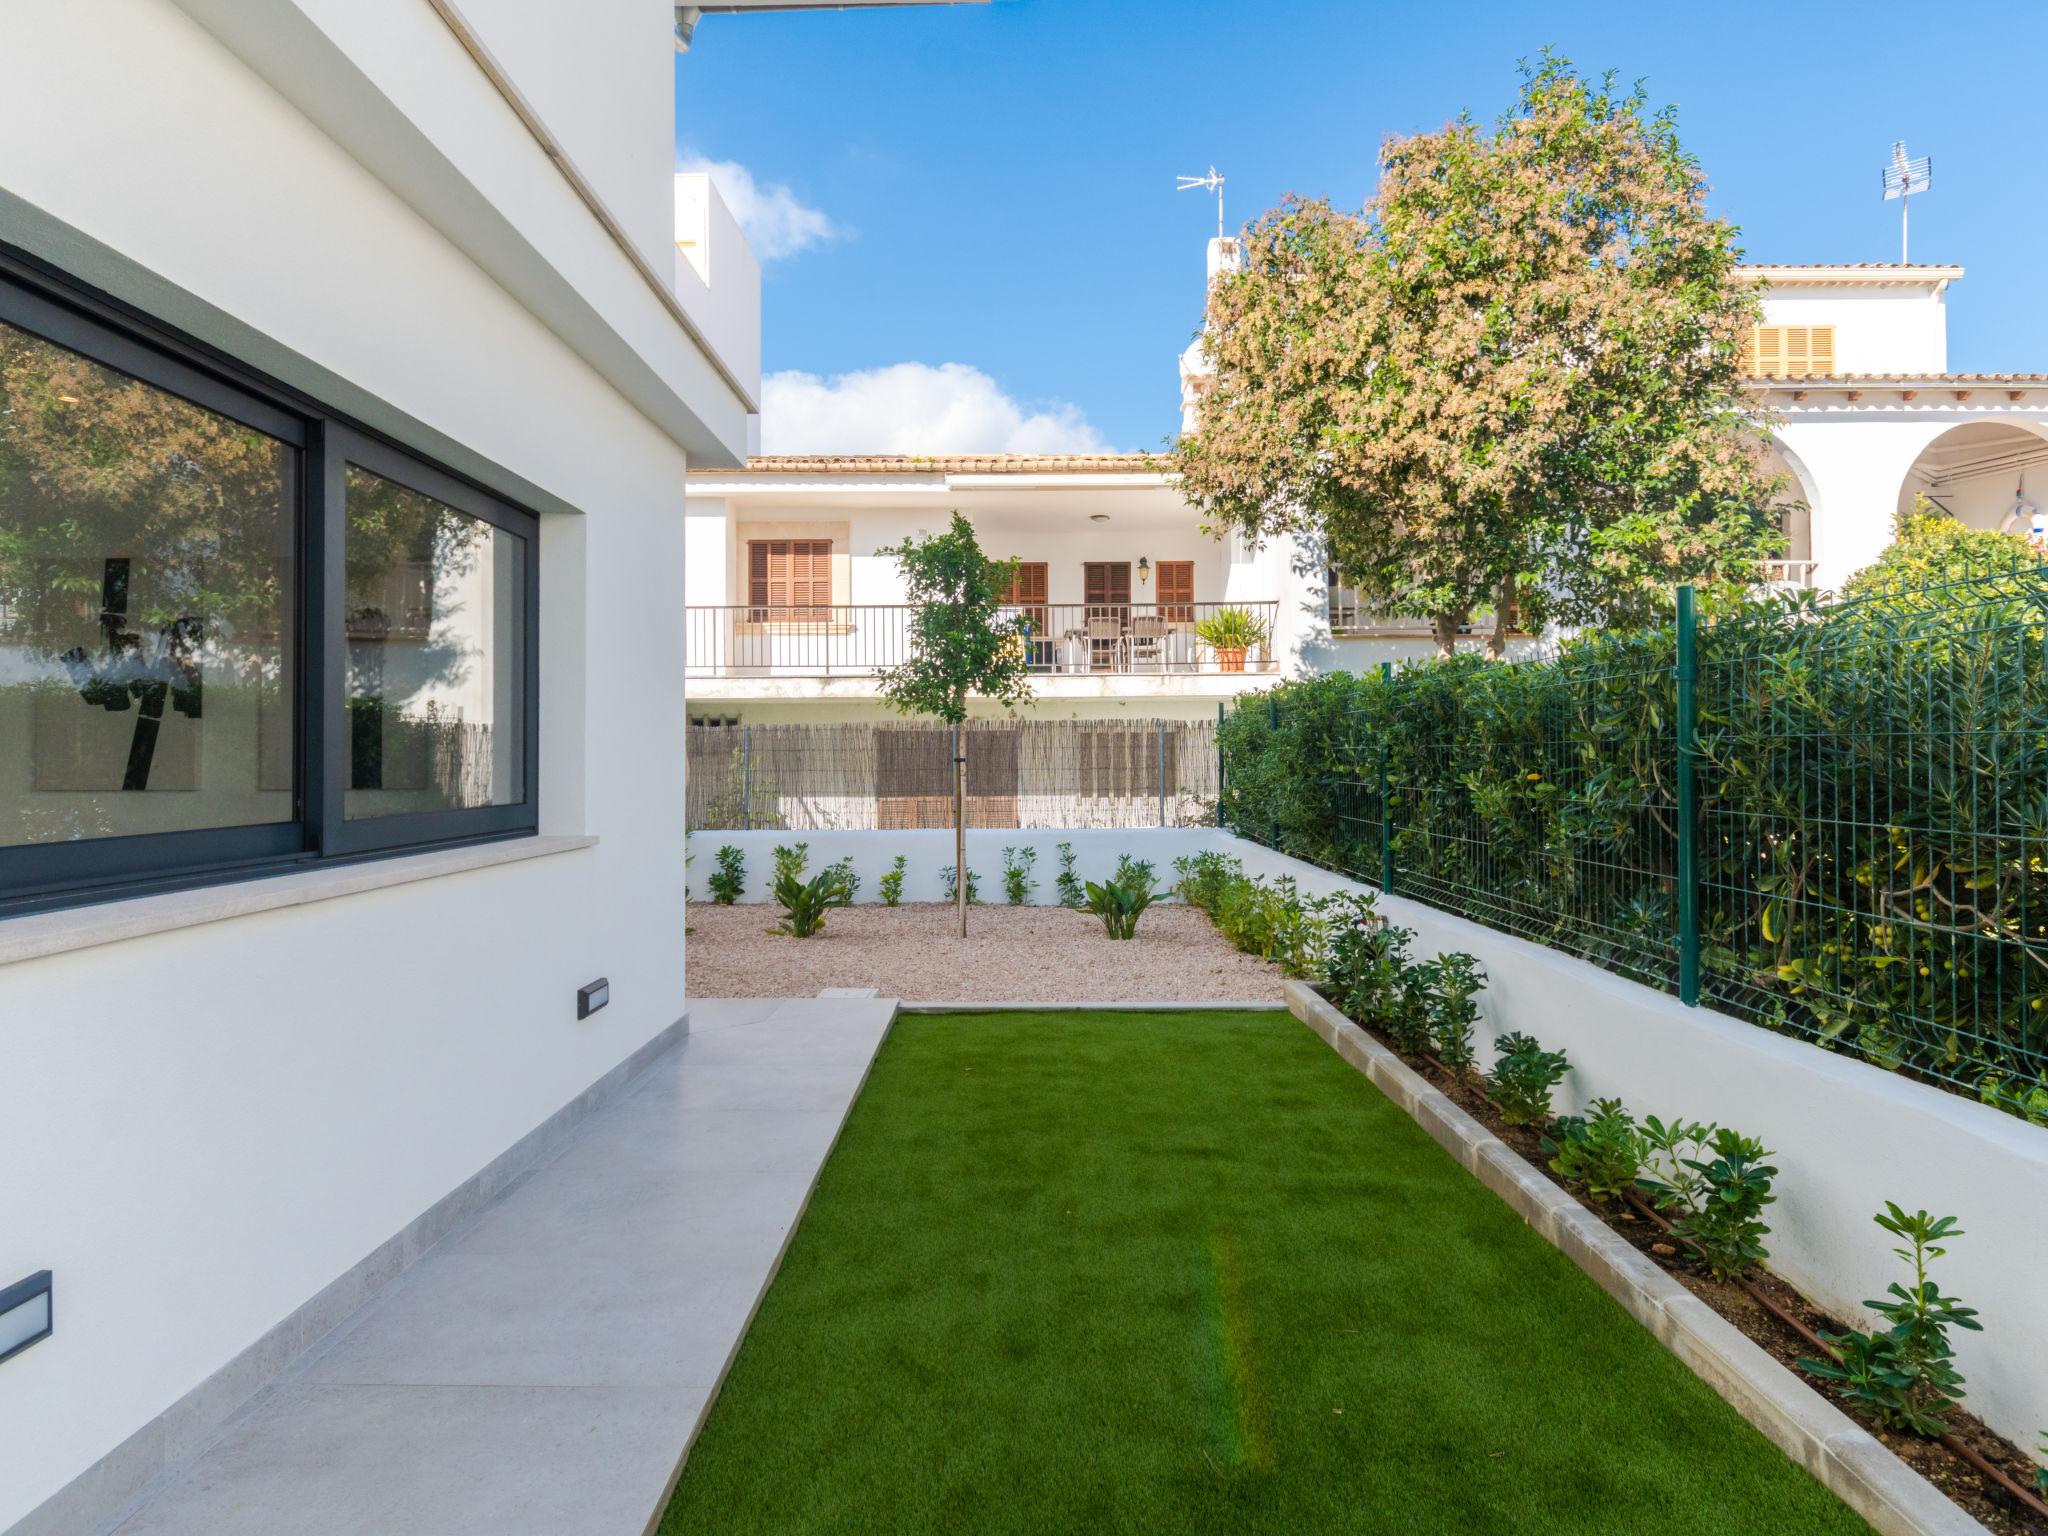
1415;1039;2048;1525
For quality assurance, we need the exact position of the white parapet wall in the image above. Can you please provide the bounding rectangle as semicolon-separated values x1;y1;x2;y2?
687;826;1221;905
1211;832;2048;1455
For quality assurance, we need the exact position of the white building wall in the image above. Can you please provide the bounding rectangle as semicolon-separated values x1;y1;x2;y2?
461;0;677;273
1757;284;1949;374
0;2;721;1526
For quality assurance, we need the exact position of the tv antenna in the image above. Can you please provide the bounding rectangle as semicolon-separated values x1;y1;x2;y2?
1177;166;1226;239
1881;141;1931;263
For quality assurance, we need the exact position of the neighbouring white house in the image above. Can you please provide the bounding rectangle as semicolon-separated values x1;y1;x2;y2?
687;247;2048;732
0;3;775;1531
1743;264;2048;590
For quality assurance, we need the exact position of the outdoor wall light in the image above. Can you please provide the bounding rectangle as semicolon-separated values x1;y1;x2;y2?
1138;557;1151;582
0;1271;52;1365
1089;513;1109;523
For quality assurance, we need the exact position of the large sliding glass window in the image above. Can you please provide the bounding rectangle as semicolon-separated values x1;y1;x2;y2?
0;262;538;913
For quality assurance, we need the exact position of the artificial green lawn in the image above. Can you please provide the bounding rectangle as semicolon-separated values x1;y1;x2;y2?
659;1009;1873;1536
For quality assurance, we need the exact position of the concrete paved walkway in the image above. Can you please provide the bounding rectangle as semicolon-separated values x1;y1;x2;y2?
105;997;895;1536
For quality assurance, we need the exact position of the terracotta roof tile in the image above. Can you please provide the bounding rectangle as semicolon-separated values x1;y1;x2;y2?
1750;372;2048;385
690;454;1170;476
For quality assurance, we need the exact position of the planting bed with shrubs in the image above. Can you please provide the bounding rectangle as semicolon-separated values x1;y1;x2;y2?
1295;875;2048;1533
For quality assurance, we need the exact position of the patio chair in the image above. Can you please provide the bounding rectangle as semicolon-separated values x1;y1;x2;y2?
1083;613;1124;672
1126;614;1166;672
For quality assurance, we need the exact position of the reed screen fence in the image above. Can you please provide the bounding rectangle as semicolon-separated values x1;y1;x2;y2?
688;718;1220;832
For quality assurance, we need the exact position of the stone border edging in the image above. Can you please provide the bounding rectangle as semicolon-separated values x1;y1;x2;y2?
1283;979;1990;1536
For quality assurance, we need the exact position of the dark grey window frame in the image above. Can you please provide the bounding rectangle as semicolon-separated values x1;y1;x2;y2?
0;247;541;917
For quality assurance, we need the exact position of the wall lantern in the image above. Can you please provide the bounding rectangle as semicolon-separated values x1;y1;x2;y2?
0;1271;52;1365
1137;556;1151;583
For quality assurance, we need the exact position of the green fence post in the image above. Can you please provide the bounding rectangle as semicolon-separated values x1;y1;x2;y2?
1267;692;1280;850
1378;660;1394;896
1215;702;1226;832
1675;586;1700;1006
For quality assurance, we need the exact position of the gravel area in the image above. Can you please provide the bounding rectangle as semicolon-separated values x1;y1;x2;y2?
685;901;1286;1002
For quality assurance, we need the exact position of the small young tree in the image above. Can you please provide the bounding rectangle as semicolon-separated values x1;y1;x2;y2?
1177;55;1782;654
877;512;1033;935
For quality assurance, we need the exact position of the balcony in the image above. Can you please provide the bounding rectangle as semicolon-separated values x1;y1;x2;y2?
1761;558;1819;591
685;602;1279;685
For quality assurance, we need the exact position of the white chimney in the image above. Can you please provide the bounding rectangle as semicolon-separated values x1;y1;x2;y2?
1178;235;1241;435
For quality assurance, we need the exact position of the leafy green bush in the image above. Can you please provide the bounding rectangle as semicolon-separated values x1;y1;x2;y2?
1111;853;1157;900
1219;549;2048;1123
1084;874;1154;940
1055;841;1084;908
939;864;980;904
824;854;859;903
1641;1127;1776;1282
1486;1032;1569;1125
1001;845;1038;905
771;841;809;886
773;861;853;938
1545;1098;1646;1205
1172;851;1242;914
879;855;906;907
1421;952;1484;1067
1171;853;1335;979
708;845;745;905
1798;1205;1982;1437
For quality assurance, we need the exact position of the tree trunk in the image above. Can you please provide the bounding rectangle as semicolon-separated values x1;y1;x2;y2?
954;723;967;938
1430;610;1466;660
1486;581;1512;662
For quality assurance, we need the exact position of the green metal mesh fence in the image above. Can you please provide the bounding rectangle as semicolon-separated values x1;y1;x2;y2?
1222;572;2048;1123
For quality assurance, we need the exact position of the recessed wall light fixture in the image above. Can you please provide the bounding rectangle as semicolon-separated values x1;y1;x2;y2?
1089;513;1110;523
0;1271;52;1365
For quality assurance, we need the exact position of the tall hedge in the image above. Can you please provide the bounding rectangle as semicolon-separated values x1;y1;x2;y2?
1223;571;2048;1124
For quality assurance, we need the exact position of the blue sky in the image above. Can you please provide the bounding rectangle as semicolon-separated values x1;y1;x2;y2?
675;0;2048;454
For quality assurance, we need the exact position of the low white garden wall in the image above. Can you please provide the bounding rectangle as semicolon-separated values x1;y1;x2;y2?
1216;833;2048;1455
686;827;1222;906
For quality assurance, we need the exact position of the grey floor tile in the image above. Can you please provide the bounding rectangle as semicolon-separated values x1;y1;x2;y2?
113;1384;710;1536
107;999;888;1536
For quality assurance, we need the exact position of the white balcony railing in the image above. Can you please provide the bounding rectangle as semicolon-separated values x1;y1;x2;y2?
685;603;1280;680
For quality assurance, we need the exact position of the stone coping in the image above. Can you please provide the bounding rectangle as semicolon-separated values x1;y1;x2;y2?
1283;979;1990;1536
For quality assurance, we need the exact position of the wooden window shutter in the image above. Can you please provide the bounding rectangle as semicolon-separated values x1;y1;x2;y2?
1156;561;1194;622
1745;325;1836;379
748;539;832;616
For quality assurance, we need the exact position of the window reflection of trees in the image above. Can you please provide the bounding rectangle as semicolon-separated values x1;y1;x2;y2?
0;319;293;838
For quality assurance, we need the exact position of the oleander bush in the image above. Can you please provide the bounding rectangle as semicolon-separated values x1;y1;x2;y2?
1219;548;2048;1123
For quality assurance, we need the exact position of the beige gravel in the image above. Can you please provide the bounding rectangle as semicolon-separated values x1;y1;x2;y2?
685;901;1287;1002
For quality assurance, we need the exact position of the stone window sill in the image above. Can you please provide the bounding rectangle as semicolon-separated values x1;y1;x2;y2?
0;835;598;969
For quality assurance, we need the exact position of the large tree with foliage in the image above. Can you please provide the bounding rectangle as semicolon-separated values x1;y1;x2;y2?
877;511;1032;935
1177;55;1783;655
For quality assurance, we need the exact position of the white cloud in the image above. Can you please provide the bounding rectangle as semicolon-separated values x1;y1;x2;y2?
760;363;1115;455
678;154;837;261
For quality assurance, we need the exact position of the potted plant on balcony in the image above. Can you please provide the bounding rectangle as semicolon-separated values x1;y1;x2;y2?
1194;606;1270;673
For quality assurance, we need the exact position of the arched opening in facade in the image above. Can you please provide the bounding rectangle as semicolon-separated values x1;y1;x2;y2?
1761;435;1820;588
1895;420;2048;542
